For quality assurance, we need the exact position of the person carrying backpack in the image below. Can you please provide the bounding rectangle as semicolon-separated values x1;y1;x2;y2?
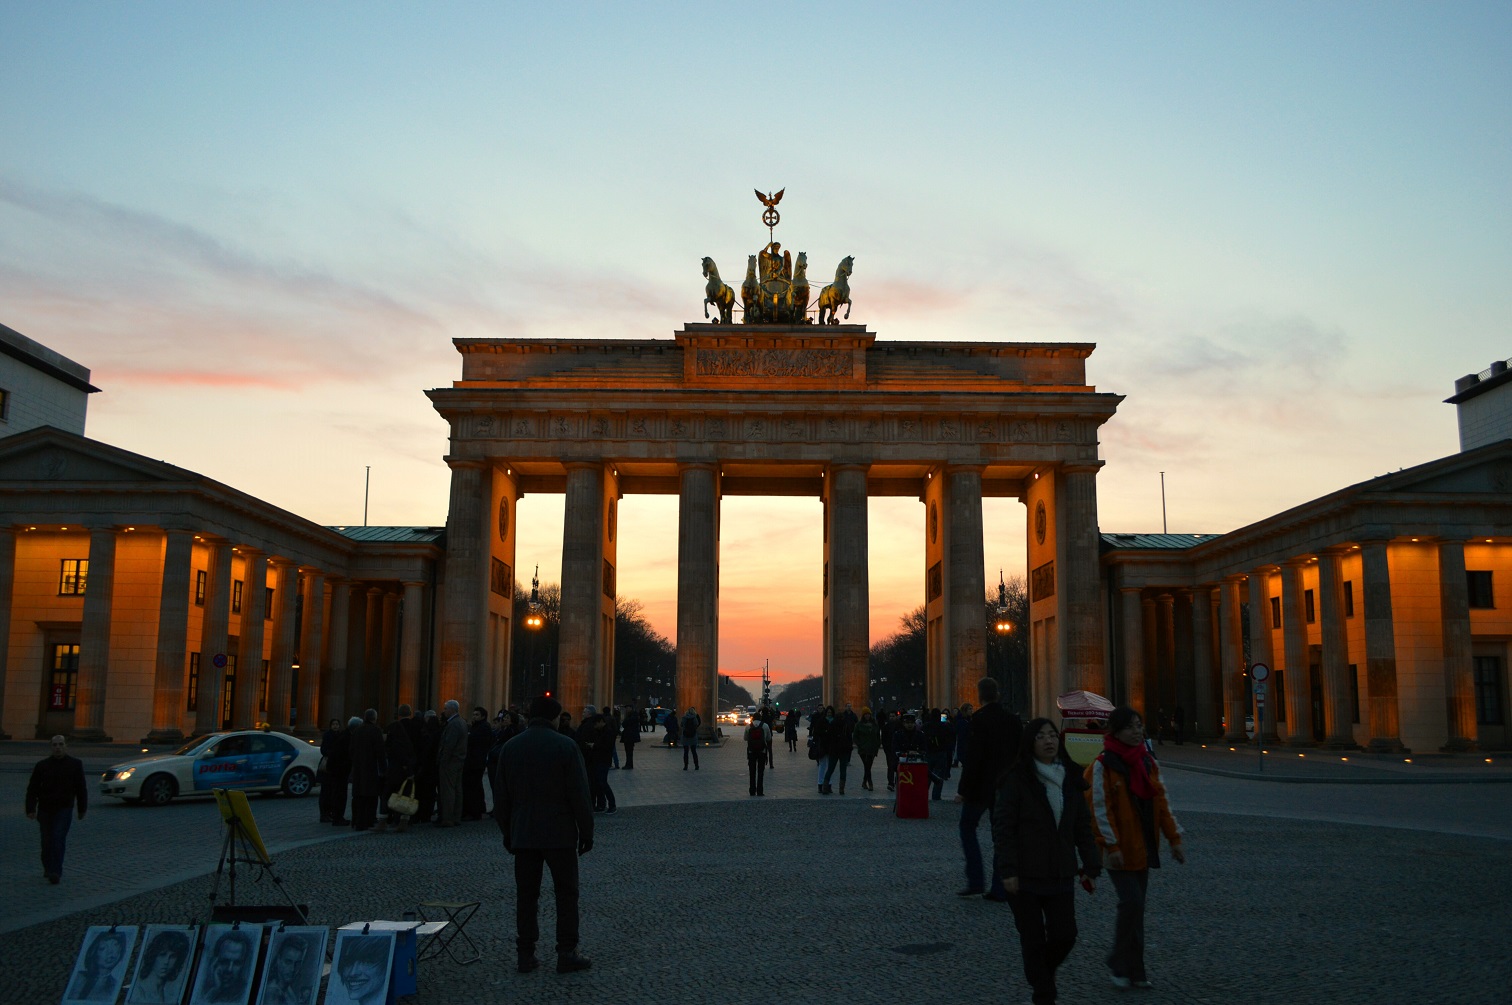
745;717;773;796
680;707;702;770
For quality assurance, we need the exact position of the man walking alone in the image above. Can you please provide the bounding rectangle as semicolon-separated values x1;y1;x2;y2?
25;735;87;884
493;695;594;975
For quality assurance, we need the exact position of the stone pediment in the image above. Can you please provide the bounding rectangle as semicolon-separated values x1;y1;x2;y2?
0;427;193;485
1364;441;1512;497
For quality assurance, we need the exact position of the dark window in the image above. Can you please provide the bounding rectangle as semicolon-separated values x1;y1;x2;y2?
249;734;291;756
265;587;275;618
195;569;206;606
59;559;88;596
0;386;10;420
1304;589;1316;623
1467;571;1494;609
232;580;243;614
1474;656;1503;725
187;653;200;711
1270;596;1281;629
48;644;80;711
210;734;249;757
1343;581;1354;618
1348;663;1360;724
260;659;270;713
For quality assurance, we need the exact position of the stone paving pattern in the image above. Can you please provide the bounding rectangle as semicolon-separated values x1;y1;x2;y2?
3;737;1510;1004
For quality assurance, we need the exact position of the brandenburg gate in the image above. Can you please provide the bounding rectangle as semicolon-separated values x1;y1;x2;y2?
427;198;1122;726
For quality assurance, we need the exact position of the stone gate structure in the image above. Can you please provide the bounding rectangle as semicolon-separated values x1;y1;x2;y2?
428;324;1122;728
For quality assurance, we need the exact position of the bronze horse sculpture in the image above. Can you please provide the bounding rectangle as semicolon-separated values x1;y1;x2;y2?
702;257;736;324
790;252;810;323
817;255;853;325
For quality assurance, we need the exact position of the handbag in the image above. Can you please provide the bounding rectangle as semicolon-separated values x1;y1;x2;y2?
387;776;420;817
807;737;820;761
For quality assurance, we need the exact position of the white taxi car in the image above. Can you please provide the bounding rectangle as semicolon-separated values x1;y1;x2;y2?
99;729;321;806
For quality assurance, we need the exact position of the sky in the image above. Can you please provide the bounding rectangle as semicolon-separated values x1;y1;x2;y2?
3;3;1509;685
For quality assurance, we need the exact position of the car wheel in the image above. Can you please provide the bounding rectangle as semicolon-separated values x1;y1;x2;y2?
282;767;315;797
141;773;177;807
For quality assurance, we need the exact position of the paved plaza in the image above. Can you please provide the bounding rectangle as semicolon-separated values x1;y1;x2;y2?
4;736;1510;1004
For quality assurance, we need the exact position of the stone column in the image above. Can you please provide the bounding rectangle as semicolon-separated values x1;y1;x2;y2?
1248;569;1280;742
676;464;720;733
1156;593;1176;717
232;549;268;729
1059;467;1106;694
1438;540;1478;751
323;578;352;721
145;529;195;743
1360;541;1405;752
1219;577;1247;741
1139;595;1158;713
380;590;400;715
298;572;326;729
825;464;871;710
73;527;118;741
399;581;426;711
1280;560;1314;746
946;467;987;708
1120;588;1145;713
360;587;384;713
267;560;299;730
559;462;607;717
1189;586;1214;738
1317;551;1357;748
0;528;13;739
195;542;234;735
438;459;491;706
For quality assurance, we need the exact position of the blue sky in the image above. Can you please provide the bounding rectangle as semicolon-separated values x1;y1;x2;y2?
3;3;1509;681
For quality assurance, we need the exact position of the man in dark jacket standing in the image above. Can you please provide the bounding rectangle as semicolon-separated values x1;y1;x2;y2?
576;705;616;813
463;706;493;820
437;699;467;826
955;676;1023;900
494;695;594;975
377;704;418;831
349;710;385;832
25;735;88;883
319;717;351;826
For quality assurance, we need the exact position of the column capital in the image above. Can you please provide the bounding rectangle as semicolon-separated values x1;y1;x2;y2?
443;456;490;471
1281;556;1313;569
1156;592;1175;607
1119;586;1143;597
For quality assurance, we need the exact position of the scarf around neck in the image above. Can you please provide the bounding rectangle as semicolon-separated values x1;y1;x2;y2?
1033;758;1066;826
1103;735;1155;800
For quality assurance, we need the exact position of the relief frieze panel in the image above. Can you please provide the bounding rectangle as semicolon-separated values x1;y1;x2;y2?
696;348;854;378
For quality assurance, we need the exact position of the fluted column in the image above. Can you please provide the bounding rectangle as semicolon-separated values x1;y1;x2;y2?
438;459;491;705
1248;569;1280;741
1280;560;1313;745
298;572;326;729
1190;586;1215;738
676;464;720;732
1120;588;1145;713
825;464;871;710
322;578;352;721
195;542;234;734
358;587;384;713
0;528;14;739
1219;577;1247;741
73;527;119;741
1438;540;1478;750
1317;551;1357;748
267;560;299;730
560;462;607;717
379;590;400;715
1059;467;1106;694
1139;595;1158;712
1360;542;1405;752
232;549;267;729
399;581;425;711
1156;593;1176;717
946;467;986;708
145;529;195;743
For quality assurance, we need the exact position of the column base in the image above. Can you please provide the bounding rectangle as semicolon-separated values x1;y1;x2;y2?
1285;735;1317;748
68;728;114;743
1319;740;1362;751
1440;737;1479;753
141;729;186;746
1366;738;1408;754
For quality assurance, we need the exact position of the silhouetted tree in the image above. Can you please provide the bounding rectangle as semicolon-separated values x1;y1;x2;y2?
985;575;1030;713
613;596;675;708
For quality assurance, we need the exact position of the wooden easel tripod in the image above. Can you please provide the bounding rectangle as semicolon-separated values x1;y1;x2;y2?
207;788;308;924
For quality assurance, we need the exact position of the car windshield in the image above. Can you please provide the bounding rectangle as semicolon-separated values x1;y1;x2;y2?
170;736;216;756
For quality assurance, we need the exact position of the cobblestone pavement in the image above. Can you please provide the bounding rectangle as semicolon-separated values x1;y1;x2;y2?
4;736;1510;1004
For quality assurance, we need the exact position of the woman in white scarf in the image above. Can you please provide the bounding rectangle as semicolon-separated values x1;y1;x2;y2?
991;718;1101;1005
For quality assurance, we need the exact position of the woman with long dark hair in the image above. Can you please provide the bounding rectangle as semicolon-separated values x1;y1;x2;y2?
992;718;1100;1005
1087;706;1186;990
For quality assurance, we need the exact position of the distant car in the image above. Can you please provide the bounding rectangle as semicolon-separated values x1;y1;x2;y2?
99;729;321;806
716;712;737;725
735;712;750;726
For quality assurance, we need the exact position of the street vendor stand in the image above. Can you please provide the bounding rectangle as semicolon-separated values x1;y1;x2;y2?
1057;690;1114;766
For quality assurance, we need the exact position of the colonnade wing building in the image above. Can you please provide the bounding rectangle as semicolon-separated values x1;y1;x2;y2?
426;326;1123;727
0;427;442;743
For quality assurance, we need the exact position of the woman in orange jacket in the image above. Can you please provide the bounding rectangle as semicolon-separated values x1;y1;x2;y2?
1085;706;1186;990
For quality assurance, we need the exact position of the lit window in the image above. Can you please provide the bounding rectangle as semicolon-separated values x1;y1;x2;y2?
232;580;243;614
195;569;207;606
59;559;89;596
48;644;80;711
1474;656;1503;725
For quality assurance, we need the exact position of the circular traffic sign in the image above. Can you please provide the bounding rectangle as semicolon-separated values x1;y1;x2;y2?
1250;662;1270;683
212;653;228;669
